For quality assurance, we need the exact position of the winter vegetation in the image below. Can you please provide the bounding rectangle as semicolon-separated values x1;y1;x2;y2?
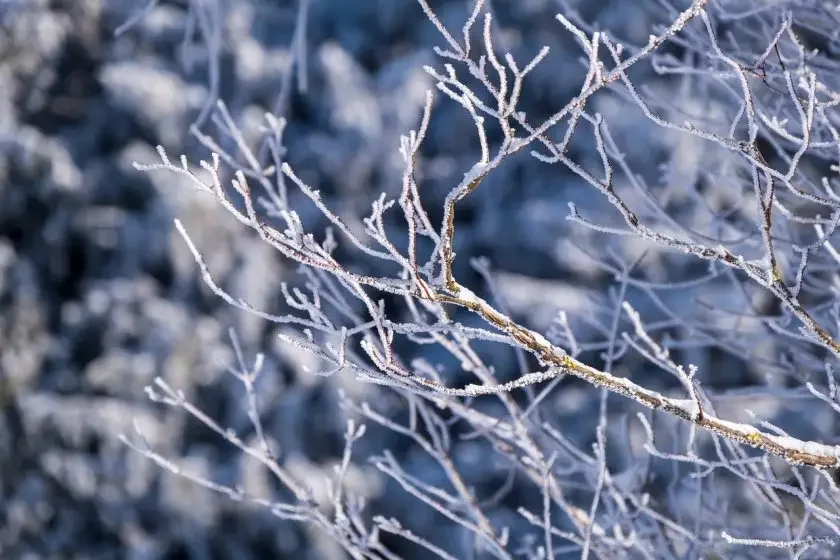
3;0;840;558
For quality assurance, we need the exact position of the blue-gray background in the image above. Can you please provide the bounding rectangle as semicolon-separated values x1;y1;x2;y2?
1;0;811;558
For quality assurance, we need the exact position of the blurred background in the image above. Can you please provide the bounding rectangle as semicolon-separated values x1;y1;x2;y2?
3;0;831;558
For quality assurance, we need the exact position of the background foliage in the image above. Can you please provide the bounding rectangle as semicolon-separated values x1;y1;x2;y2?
3;0;840;558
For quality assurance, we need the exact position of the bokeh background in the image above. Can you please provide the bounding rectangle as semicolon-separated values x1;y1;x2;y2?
3;0;835;558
